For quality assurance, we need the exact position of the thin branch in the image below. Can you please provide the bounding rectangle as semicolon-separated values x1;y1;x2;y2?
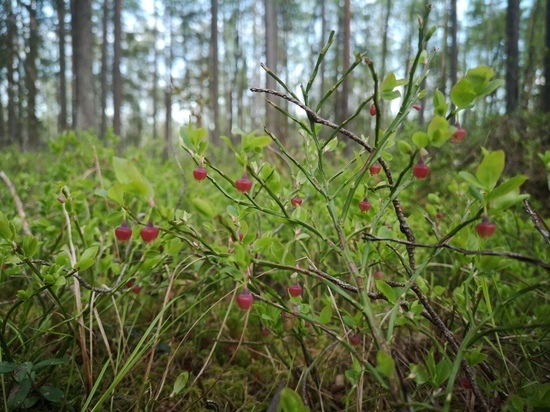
524;199;550;245
363;233;550;271
0;171;31;235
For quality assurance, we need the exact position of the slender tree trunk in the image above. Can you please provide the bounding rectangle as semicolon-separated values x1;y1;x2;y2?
320;0;326;100
542;0;550;112
380;0;391;80
506;0;520;113
522;0;542;104
264;0;280;139
449;0;458;121
209;0;220;140
113;0;122;136
71;0;97;131
440;0;449;93
25;0;39;149
341;0;350;122
56;0;68;133
100;0;109;139
152;0;159;139
164;2;173;160
6;1;18;145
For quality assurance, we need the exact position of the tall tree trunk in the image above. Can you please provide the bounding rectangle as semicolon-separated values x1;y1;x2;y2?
522;0;542;104
56;0;68;133
449;0;458;121
542;0;550;112
209;0;220;140
71;0;96;132
24;0;39;149
164;2;173;160
100;0;109;139
506;0;520;114
380;0;391;80
6;0;18;145
264;0;280;139
439;0;449;93
152;0;159;139
113;0;122;136
336;0;351;124
319;0;326;100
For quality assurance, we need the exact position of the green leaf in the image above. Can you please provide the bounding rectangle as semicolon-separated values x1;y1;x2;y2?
190;197;216;218
75;258;94;272
33;357;70;370
381;72;397;92
465;348;488;366
173;371;189;395
412;132;429;148
458;171;484;189
490;191;529;210
324;137;338;152
375;351;395;378
450;78;477;108
21;235;38;258
112;157;143;185
434;358;452;387
481;79;504;96
107;184;125;204
220;135;238;153
409;363;429;385
0;212;15;241
243;135;272;152
0;362;18;374
476;149;505;191
433;89;448;116
80;246;99;262
465;65;494;91
397;140;412;155
427;116;454;147
375;280;396;304
278;388;310;412
381;90;401;100
318;305;332;324
39;385;64;403
487;175;527;201
7;380;32;410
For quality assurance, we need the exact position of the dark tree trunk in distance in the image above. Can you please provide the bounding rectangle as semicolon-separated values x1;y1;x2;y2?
542;0;550;112
264;0;280;140
209;0;220;140
506;0;520;113
6;1;17;145
449;0;458;121
25;0;39;148
113;0;122;136
71;0;96;131
56;0;68;132
100;0;109;139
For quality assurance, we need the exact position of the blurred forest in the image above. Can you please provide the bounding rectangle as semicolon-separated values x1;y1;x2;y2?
0;0;549;154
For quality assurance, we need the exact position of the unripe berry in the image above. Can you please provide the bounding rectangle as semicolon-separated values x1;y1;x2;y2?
413;159;430;179
140;220;159;243
115;220;132;241
193;165;207;181
369;104;377;116
288;282;302;297
476;216;496;238
291;196;303;207
235;174;253;193
236;289;254;310
359;198;372;212
369;163;381;175
451;127;467;143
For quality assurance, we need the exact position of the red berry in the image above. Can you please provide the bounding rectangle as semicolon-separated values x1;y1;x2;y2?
373;271;384;280
412;104;422;111
451;127;467;143
235;174;252;193
115;220;133;241
132;284;142;294
238;233;244;241
193;165;207;181
436;211;444;219
369;104;377;116
359;198;372;212
236;289;254;310
126;279;135;288
461;377;471;389
140;220;159;243
369;163;381;175
261;327;270;336
413;159;430;179
291;196;303;207
288;282;302;297
476;216;496;238
349;334;361;346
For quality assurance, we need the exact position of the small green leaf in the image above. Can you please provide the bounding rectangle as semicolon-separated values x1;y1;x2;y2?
75;258;95;272
220;135;238;153
412;132;429;148
16;290;31;301
33;358;70;370
487;175;527;201
397;140;412;154
409;363;429;385
458;171;484;189
0;362;18;374
21;235;39;258
278;388;310;412
434;358;452;387
173;371;189;395
318;305;332;324
433;89;448;116
381;72;397;92
476;149;505;191
190;197;216;218
112;157;143;185
490;191;529;210
375;351;395;378
375;280;396;304
450;78;476;108
39;385;64;403
381;90;401;100
0;212;15;241
243;135;272;152
7;380;32;410
324;137;338;152
80;246;99;262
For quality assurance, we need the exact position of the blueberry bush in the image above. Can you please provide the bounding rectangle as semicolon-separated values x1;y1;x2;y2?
1;5;549;411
